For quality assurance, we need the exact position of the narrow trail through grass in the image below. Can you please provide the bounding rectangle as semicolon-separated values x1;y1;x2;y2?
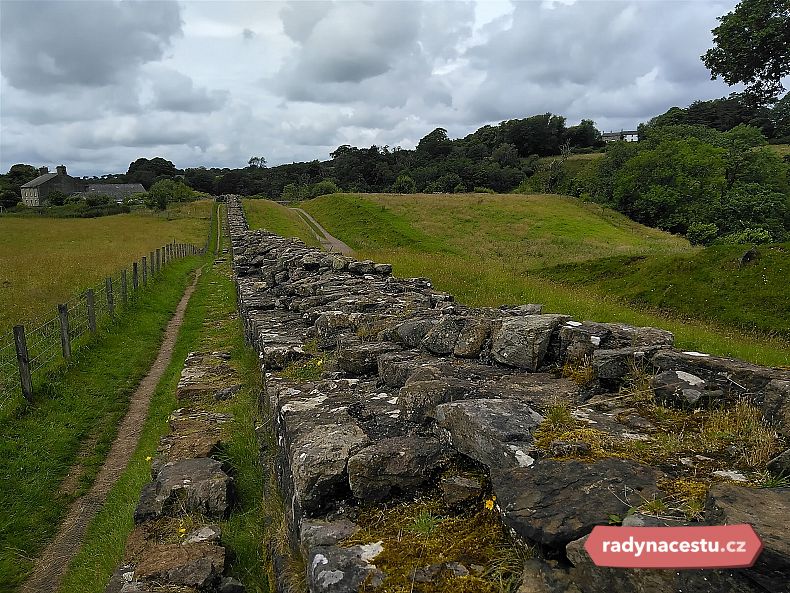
59;204;269;593
20;267;203;593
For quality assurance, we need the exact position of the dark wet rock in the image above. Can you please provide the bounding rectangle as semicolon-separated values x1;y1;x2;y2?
348;436;450;501
705;483;790;592
592;346;660;383
373;263;392;275
218;576;246;593
393;318;437;348
440;474;483;508
651;350;785;397
214;384;242;401
517;559;581;593
307;543;385;592
284;420;370;517
337;341;402;376
182;524;222;546
103;563;136;593
315;311;354;349
435;399;542;470
421;317;463;355
767;448;790;476
412;561;469;583
491;315;570;371
493;458;664;547
453;318;491;358
134;458;233;523
651;369;724;408
759;379;790;438
135;542;225;590
348;260;375;274
399;379;475;421
300;519;359;551
377;350;435;387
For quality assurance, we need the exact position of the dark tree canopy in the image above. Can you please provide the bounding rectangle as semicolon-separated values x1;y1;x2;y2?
702;0;790;104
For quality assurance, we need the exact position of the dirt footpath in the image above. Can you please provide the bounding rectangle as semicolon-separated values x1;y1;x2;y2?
21;267;203;593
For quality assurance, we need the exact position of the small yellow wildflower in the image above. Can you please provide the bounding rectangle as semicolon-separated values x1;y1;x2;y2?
145;456;152;462
316;359;323;366
178;527;186;535
484;497;496;511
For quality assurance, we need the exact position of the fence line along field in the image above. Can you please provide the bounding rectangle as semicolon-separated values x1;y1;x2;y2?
0;200;212;334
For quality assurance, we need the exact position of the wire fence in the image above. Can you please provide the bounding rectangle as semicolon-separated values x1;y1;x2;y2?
0;241;206;413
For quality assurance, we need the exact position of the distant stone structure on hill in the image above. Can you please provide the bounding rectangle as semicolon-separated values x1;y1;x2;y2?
20;165;145;206
20;166;82;206
85;183;145;203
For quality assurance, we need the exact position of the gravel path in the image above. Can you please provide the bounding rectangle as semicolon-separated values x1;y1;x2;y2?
291;207;354;256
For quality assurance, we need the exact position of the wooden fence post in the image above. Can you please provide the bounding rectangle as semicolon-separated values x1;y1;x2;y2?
106;277;115;319
13;325;33;402
142;257;147;286
58;304;71;360
86;289;96;333
133;262;139;291
149;251;155;277
121;269;128;306
156;248;160;273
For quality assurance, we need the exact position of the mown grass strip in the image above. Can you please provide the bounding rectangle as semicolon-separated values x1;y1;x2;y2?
60;205;268;592
242;198;320;247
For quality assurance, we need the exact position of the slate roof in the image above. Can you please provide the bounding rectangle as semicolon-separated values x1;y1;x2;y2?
86;183;146;200
21;173;58;188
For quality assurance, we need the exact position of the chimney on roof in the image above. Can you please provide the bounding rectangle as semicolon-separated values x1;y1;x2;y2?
56;165;67;176
39;166;49;175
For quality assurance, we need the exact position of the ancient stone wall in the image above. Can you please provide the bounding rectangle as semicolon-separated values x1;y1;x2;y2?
226;196;789;593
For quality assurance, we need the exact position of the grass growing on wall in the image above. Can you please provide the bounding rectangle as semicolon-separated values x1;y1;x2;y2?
0;200;212;334
301;193;790;367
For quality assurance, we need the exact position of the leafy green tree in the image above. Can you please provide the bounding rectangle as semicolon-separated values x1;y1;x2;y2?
0;189;20;209
565;119;602;148
145;179;194;210
702;0;790;104
686;222;720;245
308;179;340;198
45;190;67;206
491;143;519;167
391;174;416;193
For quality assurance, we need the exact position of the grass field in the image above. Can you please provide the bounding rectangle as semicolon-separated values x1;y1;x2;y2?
296;193;790;367
242;198;319;247
0;201;213;333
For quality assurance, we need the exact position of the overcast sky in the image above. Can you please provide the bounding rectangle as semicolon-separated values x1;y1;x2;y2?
0;0;740;177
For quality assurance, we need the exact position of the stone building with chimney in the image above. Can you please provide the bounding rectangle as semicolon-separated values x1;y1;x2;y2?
20;165;85;206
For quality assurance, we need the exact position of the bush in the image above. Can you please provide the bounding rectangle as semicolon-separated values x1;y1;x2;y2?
145;179;195;210
473;187;496;194
718;228;774;244
453;183;466;193
686;222;719;246
308;179;340;198
391;174;416;193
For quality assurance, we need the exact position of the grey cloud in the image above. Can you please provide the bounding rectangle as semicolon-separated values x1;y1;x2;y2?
1;0;182;91
148;69;228;113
